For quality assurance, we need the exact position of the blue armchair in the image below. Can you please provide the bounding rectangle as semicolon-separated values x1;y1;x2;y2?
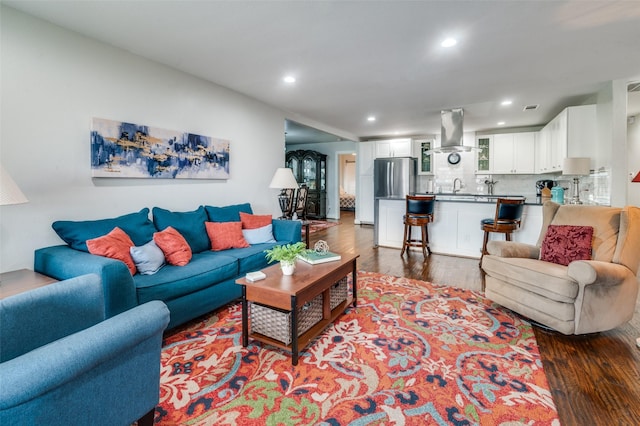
0;274;170;426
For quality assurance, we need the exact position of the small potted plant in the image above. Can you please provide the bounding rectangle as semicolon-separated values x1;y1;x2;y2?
264;242;308;276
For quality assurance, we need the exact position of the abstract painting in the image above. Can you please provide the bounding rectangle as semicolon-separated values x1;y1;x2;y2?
91;118;229;179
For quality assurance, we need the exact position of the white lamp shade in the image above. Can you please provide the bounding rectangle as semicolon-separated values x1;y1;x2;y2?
268;168;299;189
562;157;591;176
0;164;28;206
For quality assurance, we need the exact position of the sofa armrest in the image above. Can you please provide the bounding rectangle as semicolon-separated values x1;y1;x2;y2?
0;300;169;411
568;260;635;287
272;219;302;243
486;241;540;259
34;245;138;317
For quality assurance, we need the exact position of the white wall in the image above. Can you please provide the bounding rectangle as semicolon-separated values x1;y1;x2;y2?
0;7;291;272
628;114;640;206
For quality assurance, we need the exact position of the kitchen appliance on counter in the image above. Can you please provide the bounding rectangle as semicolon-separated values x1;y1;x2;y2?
536;179;556;197
374;157;417;199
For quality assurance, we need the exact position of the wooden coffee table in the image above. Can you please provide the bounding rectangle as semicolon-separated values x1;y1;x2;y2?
236;252;358;365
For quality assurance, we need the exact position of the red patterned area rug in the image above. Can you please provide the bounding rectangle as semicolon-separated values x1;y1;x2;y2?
156;272;559;425
302;220;340;236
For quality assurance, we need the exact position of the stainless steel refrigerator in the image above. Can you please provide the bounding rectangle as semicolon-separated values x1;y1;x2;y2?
374;157;417;199
373;157;417;247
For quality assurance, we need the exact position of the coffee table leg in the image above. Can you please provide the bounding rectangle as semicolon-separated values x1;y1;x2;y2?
241;286;248;347
352;260;358;307
291;295;298;366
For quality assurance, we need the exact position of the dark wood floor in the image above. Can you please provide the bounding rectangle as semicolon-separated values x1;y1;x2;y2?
318;210;640;426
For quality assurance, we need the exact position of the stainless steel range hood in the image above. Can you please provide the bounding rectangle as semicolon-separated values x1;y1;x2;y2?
432;108;474;153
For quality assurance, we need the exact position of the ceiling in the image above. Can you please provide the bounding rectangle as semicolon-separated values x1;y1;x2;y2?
6;1;640;143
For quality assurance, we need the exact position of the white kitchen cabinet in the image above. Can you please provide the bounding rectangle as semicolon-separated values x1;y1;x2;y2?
413;139;434;175
374;199;542;258
537;105;597;173
356;141;375;224
375;138;412;158
486;132;536;174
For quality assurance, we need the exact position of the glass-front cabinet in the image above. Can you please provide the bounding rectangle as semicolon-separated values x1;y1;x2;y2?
285;149;327;219
414;139;433;175
476;136;491;173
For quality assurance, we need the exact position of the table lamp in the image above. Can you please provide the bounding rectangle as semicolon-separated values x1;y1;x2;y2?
562;157;590;204
269;168;298;218
0;164;28;206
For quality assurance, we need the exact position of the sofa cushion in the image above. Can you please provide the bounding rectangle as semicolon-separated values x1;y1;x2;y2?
242;224;276;245
86;227;137;275
482;255;579;302
152;206;209;253
239;212;273;229
612;206;640;275
205;221;250;251
205;203;253;223
540;225;593;266
153;227;192;266
52;208;156;252
133;251;239;304
130;240;165;275
221;242;280;275
546;204;620;262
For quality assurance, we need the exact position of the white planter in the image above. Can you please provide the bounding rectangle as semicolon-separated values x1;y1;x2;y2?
280;260;295;276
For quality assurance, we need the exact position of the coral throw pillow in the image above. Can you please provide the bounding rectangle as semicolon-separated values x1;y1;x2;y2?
540;225;594;266
205;221;250;251
153;226;192;266
239;212;272;230
87;227;137;275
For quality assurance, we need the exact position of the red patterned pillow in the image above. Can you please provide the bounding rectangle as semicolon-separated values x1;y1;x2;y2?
87;227;137;275
205;221;250;251
239;212;272;229
540;225;594;266
153;226;192;266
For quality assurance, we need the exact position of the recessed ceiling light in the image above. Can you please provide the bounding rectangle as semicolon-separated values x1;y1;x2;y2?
367;116;376;122
283;75;296;84
441;38;457;48
497;121;506;126
501;100;513;106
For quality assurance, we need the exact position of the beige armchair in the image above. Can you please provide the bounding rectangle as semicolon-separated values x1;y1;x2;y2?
481;201;640;335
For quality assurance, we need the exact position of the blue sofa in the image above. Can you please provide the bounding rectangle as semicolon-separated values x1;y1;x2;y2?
34;204;301;329
0;274;170;426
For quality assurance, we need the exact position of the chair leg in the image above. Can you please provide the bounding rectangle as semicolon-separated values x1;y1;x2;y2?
137;409;155;426
420;224;428;257
480;230;490;267
401;223;409;256
425;224;431;255
506;233;512;241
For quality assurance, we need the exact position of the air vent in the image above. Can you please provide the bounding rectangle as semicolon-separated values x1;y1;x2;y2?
628;82;640;92
523;104;539;111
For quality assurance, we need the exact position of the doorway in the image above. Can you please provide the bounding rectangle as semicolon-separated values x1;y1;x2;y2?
338;153;357;216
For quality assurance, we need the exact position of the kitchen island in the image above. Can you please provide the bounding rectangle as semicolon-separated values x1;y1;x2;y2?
374;194;543;259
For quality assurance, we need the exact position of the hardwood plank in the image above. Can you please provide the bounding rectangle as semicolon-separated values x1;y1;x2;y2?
316;211;640;425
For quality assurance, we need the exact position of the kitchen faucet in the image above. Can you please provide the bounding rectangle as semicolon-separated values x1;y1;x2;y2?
453;178;462;194
484;177;498;195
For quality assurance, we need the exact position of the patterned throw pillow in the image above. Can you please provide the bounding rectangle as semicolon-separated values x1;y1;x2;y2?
205;221;250;251
539;225;594;266
87;227;137;275
153;227;192;266
239;212;272;229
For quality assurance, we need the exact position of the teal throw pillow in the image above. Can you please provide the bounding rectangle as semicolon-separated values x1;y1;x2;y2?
152;206;209;253
52;208;156;252
205;203;253;222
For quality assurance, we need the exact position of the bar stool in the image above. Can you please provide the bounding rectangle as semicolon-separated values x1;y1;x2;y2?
401;195;436;257
480;197;525;265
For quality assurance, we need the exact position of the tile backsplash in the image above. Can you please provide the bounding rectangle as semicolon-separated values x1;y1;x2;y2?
417;157;611;205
